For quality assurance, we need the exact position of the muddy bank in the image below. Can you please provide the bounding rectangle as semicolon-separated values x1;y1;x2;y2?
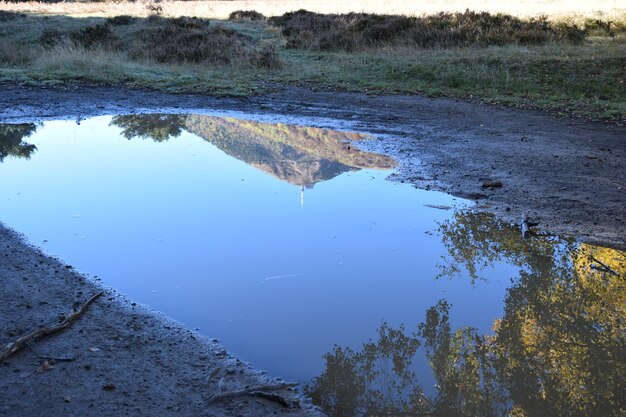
1;83;624;248
0;226;323;416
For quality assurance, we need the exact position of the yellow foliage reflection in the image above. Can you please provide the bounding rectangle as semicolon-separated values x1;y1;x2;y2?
311;212;625;417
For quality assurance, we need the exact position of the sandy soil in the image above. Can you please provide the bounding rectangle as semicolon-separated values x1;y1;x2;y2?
0;83;624;416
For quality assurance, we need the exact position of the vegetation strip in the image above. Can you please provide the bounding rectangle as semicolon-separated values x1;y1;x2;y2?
0;8;624;120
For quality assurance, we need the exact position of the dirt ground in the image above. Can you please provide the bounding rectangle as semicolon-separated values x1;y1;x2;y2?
0;83;624;416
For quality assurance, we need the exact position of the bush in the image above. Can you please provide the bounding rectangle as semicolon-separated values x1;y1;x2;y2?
132;17;281;68
229;10;266;21
39;28;66;46
553;23;588;44
0;40;33;65
107;15;137;26
0;11;25;21
269;10;589;51
254;46;281;69
69;24;120;49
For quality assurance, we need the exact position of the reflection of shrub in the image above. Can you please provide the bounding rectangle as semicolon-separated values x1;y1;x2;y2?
270;10;590;51
0;123;38;162
110;114;185;142
107;15;137;26
229;10;266;21
70;24;119;49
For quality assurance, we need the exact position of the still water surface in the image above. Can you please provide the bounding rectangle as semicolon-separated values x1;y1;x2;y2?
1;115;623;416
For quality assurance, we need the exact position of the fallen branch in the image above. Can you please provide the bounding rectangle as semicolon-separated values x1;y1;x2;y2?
0;292;104;362
482;180;503;189
36;355;78;362
207;382;298;407
590;256;620;277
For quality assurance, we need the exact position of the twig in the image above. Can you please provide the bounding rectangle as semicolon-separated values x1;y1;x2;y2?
207;383;298;406
0;292;104;362
590;256;620;277
36;355;78;362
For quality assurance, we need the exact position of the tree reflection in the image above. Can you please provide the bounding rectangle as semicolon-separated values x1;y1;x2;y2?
419;301;506;417
494;245;625;417
0;123;38;162
309;243;626;417
306;322;429;417
110;114;186;142
437;211;575;282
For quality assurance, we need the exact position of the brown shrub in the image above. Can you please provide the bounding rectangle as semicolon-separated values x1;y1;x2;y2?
39;28;66;46
107;15;138;26
132;17;280;68
269;10;589;51
69;24;120;49
229;10;266;21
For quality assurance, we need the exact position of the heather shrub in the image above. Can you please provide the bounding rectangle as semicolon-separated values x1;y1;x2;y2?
270;10;590;51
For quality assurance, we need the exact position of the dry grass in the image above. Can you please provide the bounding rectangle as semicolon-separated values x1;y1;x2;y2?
0;39;34;65
0;0;624;20
281;41;625;119
32;43;139;82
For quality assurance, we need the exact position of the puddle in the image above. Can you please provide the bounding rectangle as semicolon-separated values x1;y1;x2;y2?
1;115;624;416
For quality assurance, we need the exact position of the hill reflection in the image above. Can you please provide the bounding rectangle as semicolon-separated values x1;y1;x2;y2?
109;114;394;188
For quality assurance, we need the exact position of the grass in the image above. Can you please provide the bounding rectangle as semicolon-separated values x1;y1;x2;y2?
0;7;624;121
281;42;625;120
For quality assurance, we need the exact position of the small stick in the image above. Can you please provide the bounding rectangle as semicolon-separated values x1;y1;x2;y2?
207;383;298;406
36;355;78;362
590;256;620;277
0;292;104;362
